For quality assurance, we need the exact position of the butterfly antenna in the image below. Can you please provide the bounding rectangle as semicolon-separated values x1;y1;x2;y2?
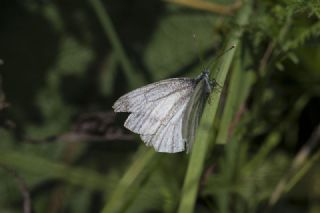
206;45;236;75
192;33;206;71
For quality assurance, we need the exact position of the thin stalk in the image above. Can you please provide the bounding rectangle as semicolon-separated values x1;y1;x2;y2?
285;149;320;192
88;0;145;88
269;123;320;206
177;1;253;212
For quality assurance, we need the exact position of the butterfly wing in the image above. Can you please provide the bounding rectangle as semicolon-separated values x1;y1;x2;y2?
182;78;211;153
113;78;193;113
140;99;189;153
113;78;196;153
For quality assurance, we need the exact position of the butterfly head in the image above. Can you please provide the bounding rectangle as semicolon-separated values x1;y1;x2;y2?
194;68;221;93
195;69;210;81
203;69;210;77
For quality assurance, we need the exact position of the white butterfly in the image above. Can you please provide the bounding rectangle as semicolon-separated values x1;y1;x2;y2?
113;70;214;153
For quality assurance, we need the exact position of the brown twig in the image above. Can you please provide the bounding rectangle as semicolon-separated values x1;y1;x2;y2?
24;128;133;144
200;164;216;189
259;9;293;75
227;103;247;139
259;41;275;74
165;0;242;15
23;111;133;144
0;165;31;213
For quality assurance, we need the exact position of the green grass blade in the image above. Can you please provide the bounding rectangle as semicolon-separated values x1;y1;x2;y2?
0;150;108;190
245;96;309;171
177;1;253;212
101;148;157;213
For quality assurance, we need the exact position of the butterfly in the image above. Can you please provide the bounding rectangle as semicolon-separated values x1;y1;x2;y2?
112;69;216;153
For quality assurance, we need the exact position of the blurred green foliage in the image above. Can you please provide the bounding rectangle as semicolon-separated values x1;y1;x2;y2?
0;0;320;213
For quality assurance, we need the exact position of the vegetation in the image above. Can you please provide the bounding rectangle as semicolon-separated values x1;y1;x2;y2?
0;0;319;212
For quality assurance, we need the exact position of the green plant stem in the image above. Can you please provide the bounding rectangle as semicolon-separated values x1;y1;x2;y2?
88;0;145;88
101;148;157;213
216;45;255;145
177;1;253;212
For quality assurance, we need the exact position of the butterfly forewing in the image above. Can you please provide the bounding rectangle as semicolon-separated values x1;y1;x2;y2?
124;83;193;135
113;78;194;113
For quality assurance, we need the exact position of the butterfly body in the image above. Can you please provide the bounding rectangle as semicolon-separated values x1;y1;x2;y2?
113;70;214;153
194;69;215;93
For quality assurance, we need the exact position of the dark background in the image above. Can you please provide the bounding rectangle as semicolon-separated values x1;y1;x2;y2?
0;0;319;213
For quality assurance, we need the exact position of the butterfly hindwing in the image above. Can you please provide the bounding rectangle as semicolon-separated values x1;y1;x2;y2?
182;79;211;153
142;101;188;152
